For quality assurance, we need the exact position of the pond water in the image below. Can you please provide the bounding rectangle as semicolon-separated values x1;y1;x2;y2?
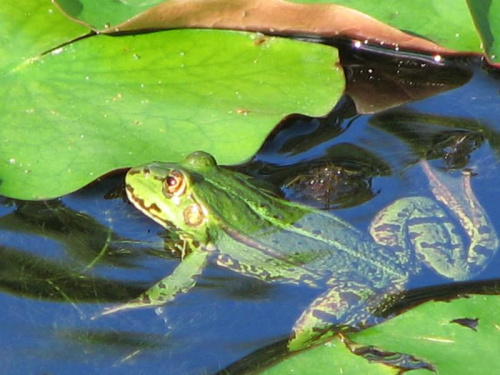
1;46;500;374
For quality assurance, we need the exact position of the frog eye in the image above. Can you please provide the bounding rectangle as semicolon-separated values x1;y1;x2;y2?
163;170;186;197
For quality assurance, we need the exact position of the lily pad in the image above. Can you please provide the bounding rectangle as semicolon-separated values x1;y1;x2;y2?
263;294;500;374
63;0;500;66
55;0;166;30
304;0;481;53
0;0;342;200
467;0;500;64
66;0;451;54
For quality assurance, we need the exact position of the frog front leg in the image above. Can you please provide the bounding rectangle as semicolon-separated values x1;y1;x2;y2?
370;162;498;280
101;250;210;316
288;279;403;351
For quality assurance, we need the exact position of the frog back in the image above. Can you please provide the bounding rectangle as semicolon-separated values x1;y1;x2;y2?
189;164;406;287
286;210;407;285
212;207;407;288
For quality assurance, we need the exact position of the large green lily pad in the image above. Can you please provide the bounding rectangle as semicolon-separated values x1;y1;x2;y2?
4;0;500;198
264;294;500;374
467;0;500;64
0;0;342;200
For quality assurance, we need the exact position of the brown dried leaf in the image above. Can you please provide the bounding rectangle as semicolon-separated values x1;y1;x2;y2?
102;0;452;55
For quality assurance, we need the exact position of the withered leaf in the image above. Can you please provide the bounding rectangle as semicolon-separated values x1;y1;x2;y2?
58;0;454;55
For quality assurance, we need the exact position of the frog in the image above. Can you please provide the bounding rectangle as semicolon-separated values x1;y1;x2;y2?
104;151;498;351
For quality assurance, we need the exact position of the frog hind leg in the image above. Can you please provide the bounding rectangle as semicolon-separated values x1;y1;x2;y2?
288;279;399;351
370;165;498;281
422;161;499;278
371;195;473;280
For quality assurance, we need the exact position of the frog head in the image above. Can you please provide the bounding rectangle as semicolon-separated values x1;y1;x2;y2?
125;151;218;243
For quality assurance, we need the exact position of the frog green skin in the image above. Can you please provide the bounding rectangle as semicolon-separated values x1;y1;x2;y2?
105;151;498;351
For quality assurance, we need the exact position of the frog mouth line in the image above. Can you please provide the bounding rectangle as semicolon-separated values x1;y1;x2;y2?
125;184;177;231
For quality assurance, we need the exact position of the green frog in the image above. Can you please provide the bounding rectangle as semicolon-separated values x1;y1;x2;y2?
105;151;498;351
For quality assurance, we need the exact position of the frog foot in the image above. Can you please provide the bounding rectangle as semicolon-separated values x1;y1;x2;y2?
288;280;389;351
98;251;210;318
98;296;153;317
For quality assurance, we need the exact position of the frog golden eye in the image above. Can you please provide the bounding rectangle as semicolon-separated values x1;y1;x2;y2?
163;171;186;197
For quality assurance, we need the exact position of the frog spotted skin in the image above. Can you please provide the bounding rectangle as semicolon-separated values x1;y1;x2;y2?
106;151;498;350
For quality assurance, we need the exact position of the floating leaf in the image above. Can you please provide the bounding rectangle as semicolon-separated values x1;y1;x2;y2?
467;0;500;65
58;0;500;66
317;0;481;53
262;295;500;374
55;0;165;30
59;0;451;54
0;0;342;199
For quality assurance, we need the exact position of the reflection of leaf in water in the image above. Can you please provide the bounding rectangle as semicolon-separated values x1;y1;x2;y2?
273;143;388;209
248;96;357;158
238;100;390;208
3;200;139;268
57;328;170;351
0;199;150;303
241;98;389;169
340;43;472;113
0;245;144;302
370;109;500;162
281;161;376;209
